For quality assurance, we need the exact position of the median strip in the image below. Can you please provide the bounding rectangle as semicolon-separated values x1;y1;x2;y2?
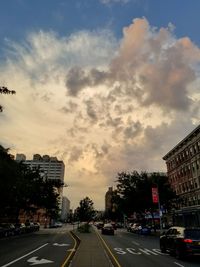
61;230;80;267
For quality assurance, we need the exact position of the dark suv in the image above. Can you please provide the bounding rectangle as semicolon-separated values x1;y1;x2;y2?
160;226;200;259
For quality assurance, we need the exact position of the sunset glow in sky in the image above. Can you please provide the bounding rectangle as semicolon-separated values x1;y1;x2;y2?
1;0;200;210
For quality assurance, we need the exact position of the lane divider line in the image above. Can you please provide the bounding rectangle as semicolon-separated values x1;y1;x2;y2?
132;241;140;246
174;262;185;267
60;230;80;267
95;228;122;267
1;243;49;267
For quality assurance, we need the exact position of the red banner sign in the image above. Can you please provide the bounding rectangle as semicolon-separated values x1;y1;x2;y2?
152;187;159;203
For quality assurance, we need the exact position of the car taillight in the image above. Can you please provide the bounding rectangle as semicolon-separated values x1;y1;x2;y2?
183;239;193;243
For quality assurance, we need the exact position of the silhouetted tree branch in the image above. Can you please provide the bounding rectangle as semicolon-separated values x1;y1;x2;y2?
0;86;16;112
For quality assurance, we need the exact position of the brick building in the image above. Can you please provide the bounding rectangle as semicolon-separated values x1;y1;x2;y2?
163;125;200;208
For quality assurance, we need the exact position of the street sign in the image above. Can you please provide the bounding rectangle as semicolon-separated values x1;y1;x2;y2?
152;187;158;203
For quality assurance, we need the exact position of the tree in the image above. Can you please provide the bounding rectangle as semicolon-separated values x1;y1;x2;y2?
0;145;23;220
115;171;177;218
104;189;123;221
0;145;60;222
0;86;16;112
115;171;141;216
75;197;95;222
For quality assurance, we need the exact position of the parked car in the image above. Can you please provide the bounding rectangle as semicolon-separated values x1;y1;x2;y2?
25;221;35;232
101;223;114;235
116;222;124;228
33;222;40;231
0;226;5;238
49;221;63;228
160;226;200;259
14;223;26;235
96;222;104;230
127;223;133;232
0;223;15;237
130;223;141;233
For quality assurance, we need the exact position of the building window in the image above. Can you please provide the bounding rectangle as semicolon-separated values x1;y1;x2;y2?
197;160;199;170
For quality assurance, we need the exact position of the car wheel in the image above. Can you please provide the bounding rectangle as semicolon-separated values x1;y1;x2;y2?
175;248;184;260
4;232;8;237
160;243;166;253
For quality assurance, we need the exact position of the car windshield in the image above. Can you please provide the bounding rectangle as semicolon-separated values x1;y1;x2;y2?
185;229;200;239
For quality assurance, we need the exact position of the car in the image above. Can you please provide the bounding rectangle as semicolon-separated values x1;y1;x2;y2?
116;222;124;228
0;223;15;237
130;223;140;233
14;223;26;235
49;221;63;228
25;221;35;232
96;222;104;229
101;223;114;235
111;222;117;230
33;222;40;231
160;226;200;259
0;226;5;238
127;223;133;232
137;225;151;235
54;221;63;227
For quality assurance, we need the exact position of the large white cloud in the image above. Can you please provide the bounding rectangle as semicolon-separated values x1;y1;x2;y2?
0;18;199;209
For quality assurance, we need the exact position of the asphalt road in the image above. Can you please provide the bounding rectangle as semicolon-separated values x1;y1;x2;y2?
0;225;75;267
97;228;200;267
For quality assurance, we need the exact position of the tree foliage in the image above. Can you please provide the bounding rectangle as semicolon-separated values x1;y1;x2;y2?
115;171;177;217
0;86;16;112
0;145;60;222
75;196;95;222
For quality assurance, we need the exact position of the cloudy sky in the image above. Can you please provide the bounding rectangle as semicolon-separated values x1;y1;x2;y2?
0;0;200;210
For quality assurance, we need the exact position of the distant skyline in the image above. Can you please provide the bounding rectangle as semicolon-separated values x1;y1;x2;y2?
0;0;200;210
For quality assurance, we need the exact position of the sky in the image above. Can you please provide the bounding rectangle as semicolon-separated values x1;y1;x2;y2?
0;0;200;210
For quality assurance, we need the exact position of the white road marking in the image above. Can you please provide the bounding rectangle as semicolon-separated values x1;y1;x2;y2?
152;248;165;255
132;241;140;246
114;247;165;256
138;248;158;255
174;262;185;267
1;243;49;267
114;248;126;255
53;243;70;246
27;256;53;265
67;248;76;252
127;248;141;255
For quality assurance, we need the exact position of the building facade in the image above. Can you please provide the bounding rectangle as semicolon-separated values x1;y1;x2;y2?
16;153;66;224
163;125;200;208
61;196;70;221
16;153;65;183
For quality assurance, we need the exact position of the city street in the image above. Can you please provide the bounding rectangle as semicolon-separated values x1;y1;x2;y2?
96;228;200;267
0;225;75;267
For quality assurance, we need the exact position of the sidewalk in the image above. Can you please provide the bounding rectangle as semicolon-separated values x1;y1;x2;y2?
70;226;113;267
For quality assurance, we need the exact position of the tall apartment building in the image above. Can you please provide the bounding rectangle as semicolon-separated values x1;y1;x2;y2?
163;125;200;208
16;153;65;183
